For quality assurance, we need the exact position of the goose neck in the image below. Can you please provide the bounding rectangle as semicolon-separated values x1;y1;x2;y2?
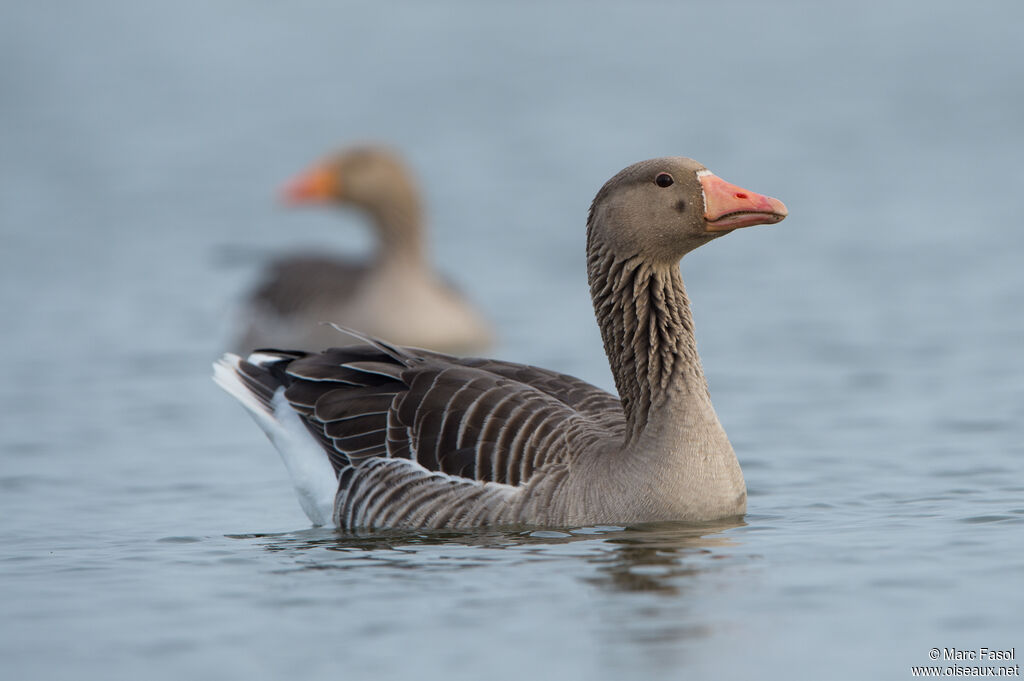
369;195;426;266
588;247;718;444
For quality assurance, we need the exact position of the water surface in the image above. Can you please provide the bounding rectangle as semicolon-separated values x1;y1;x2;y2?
2;2;1022;679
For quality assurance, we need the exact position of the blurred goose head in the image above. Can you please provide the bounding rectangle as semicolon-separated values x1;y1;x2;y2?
282;146;424;253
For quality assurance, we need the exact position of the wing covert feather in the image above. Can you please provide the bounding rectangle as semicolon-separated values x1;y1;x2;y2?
262;345;625;489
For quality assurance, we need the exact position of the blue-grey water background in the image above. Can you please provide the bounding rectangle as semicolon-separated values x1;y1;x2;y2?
2;2;1023;679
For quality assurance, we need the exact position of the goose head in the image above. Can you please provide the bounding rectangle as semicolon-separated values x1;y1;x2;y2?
587;157;787;264
281;146;420;216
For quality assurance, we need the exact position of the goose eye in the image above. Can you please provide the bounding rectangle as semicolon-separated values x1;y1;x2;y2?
655;173;674;188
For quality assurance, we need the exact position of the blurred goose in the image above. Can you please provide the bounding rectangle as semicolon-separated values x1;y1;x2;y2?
215;157;787;530
233;146;492;353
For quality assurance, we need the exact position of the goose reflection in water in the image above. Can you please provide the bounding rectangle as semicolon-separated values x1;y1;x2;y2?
228;518;748;596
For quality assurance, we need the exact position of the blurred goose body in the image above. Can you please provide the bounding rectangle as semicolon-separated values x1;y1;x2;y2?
215;157;787;530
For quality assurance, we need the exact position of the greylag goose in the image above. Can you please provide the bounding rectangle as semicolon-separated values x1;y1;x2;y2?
233;146;492;353
214;157;787;530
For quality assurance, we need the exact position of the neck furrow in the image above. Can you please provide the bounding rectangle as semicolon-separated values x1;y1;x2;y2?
588;245;712;442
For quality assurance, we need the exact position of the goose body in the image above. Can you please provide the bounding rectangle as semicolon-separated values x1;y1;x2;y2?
233;146;492;354
215;157;787;530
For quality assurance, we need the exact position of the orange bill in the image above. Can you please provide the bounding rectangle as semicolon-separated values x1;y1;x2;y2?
282;163;337;204
700;171;787;231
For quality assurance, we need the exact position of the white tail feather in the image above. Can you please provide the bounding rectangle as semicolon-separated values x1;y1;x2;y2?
213;354;338;527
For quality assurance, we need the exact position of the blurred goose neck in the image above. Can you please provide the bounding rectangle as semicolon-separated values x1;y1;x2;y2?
370;191;427;267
